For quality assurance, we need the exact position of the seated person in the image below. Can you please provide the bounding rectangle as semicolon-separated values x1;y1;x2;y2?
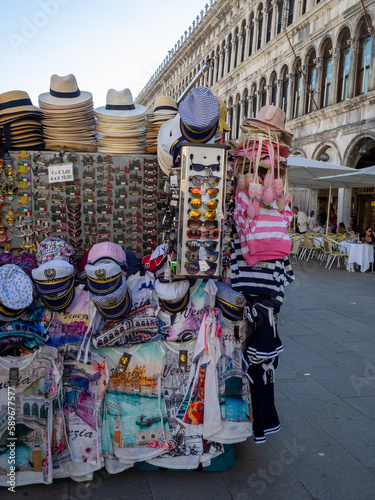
347;225;355;236
360;226;375;245
313;222;324;234
337;222;348;236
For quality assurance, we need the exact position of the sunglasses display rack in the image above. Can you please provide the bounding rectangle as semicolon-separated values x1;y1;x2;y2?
1;151;167;258
176;143;228;278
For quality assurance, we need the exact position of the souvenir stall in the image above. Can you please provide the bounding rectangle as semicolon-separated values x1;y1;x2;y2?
0;76;294;486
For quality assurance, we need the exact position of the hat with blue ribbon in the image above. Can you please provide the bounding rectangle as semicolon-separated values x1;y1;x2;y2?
85;260;123;296
90;275;131;320
155;278;190;313
41;280;75;311
32;260;74;296
215;281;246;321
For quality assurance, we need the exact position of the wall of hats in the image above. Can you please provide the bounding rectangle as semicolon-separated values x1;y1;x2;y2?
0;151;168;259
176;143;228;278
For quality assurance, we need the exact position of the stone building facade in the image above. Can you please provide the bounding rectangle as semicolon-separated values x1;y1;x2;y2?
137;0;375;229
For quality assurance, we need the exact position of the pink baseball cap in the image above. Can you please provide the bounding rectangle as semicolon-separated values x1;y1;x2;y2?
87;242;127;267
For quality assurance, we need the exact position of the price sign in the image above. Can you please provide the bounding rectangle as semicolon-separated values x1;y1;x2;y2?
48;163;74;184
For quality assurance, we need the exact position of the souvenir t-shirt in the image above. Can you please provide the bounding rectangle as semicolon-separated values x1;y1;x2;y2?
208;314;253;444
158;280;210;342
148;340;223;469
92;271;161;348
0;346;64;486
175;309;223;440
98;342;170;473
46;285;99;363
53;353;107;479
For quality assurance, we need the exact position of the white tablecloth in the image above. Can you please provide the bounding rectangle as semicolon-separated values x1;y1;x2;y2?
339;241;374;272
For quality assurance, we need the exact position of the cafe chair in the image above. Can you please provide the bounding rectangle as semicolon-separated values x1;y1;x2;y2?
325;238;349;270
289;237;301;268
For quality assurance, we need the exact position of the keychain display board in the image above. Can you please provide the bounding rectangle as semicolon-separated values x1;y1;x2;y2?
176;143;228;278
1;151;168;258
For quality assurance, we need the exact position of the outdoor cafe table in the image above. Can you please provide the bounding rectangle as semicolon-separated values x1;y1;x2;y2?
338;241;374;272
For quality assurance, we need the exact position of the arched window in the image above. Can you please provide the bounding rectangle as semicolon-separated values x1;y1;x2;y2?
356;21;372;96
287;0;294;26
257;5;264;50
321;40;333;108
293;62;302;118
241;20;247;62
305;51;317;113
251;83;258;117
301;0;307;15
281;66;289;113
227;34;232;73
249;13;255;56
216;46;220;82
277;0;284;35
337;29;351;102
234;28;239;68
221;41;226;79
260;78;267;107
266;1;273;43
32;403;39;417
40;405;46;420
270;72;277;105
24;403;30;416
243;88;249;118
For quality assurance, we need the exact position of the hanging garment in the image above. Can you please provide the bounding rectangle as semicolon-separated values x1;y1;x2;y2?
208;314;253;444
243;356;280;444
158;280;210;342
53;353;107;480
230;230;294;312
148;340;223;469
98;342;170;473
45;285;99;363
92;271;162;348
0;346;68;486
175;309;223;440
243;304;284;363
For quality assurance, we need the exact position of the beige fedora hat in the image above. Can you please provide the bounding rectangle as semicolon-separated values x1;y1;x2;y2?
95;88;146;119
153;95;178;115
0;91;40;116
38;74;93;107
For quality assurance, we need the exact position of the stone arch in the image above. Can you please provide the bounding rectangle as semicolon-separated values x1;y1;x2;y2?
289;147;306;157
343;133;375;168
312;140;342;165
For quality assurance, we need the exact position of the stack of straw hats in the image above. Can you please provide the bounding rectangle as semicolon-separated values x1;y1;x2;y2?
38;74;96;152
145;96;178;154
0;90;44;151
94;88;146;154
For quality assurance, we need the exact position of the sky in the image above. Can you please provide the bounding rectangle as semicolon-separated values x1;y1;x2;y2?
1;0;208;107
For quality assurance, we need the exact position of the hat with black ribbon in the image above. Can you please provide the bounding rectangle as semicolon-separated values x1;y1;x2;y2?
215;281;246;322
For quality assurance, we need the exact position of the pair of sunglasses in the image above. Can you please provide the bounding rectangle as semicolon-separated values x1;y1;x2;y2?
188;187;219;199
190;161;220;172
185;251;218;263
69;228;82;237
189;210;216;221
186;241;218;251
187;219;218;230
67;203;81;213
68;212;81;221
187;229;219;240
68;221;81;230
185;262;217;275
189;175;220;187
189;198;218;210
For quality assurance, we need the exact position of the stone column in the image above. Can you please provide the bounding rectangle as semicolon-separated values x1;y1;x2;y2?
233;103;240;139
300;64;308;115
271;0;278;39
337;188;352;229
254;19;259;52
218;50;224;80
277;78;283;109
347;37;358;98
267;85;273;105
287;72;294;121
314;57;323;110
329;47;340;106
240;29;247;64
369;27;375;92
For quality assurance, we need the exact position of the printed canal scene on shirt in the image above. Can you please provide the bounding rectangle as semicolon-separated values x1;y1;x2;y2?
100;344;170;461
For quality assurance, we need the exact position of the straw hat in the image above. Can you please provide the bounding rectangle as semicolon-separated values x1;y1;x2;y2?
240;105;293;147
38;74;92;106
95;88;146;120
0;91;40;116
